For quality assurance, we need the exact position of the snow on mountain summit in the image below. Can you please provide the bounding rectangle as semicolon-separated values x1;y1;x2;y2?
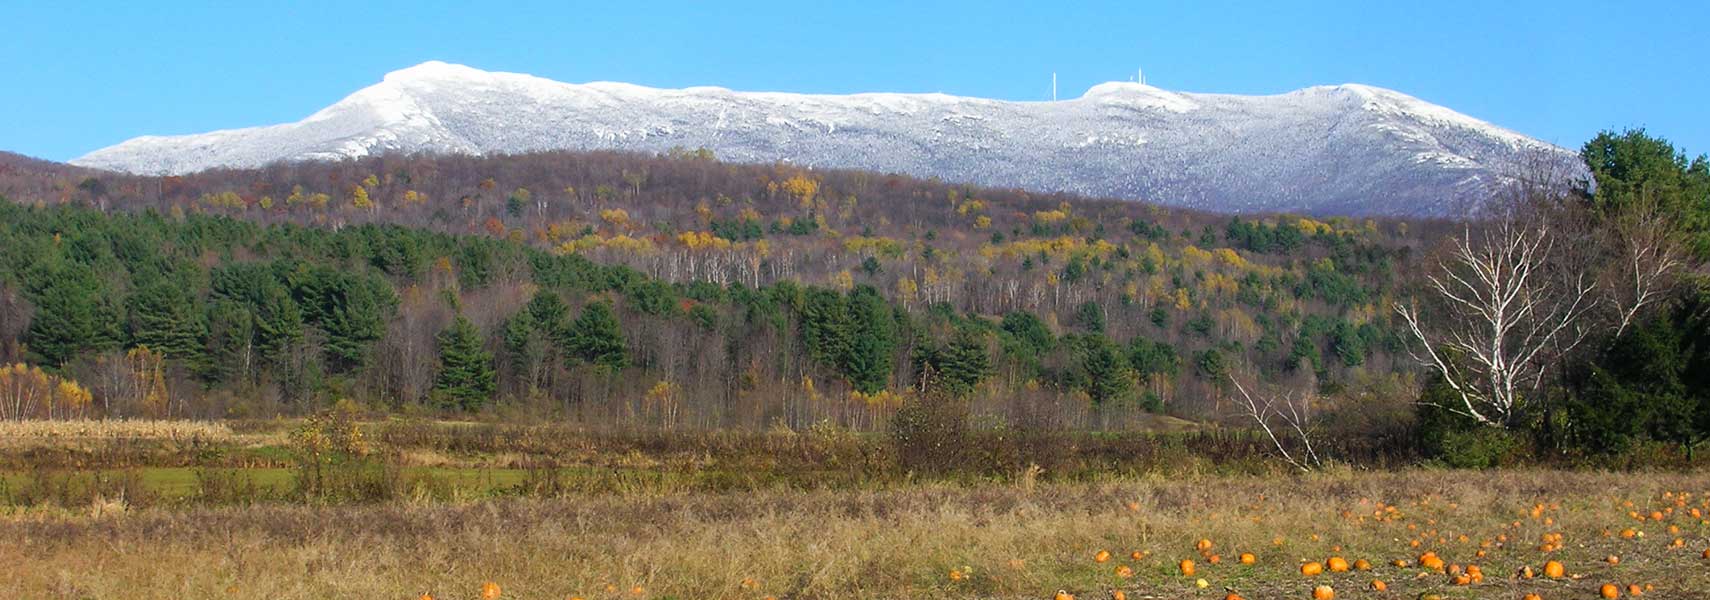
73;61;1583;216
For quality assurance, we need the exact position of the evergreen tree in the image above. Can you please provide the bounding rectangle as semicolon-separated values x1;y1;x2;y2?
23;262;118;367
1000;310;1053;355
1076;335;1133;406
1127;337;1180;380
504;290;572;392
1195;348;1229;381
502;309;541;374
1567;285;1710;456
433;315;496;410
800;288;852;368
843;286;897;393
209;263;305;379
1581;129;1710;257
524;289;571;339
288;266;397;372
915;325;991;395
1074;300;1106;333
127;279;208;364
202;300;255;384
1330;320;1366;367
566;301;627;369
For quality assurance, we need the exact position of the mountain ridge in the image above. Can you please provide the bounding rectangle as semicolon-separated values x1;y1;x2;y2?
74;61;1583;216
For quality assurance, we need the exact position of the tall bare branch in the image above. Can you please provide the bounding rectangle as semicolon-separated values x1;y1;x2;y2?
1394;197;1597;427
1229;374;1321;472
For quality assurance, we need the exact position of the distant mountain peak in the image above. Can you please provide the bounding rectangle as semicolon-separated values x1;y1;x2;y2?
73;61;1584;216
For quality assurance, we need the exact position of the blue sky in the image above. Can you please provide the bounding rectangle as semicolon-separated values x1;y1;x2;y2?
2;0;1705;162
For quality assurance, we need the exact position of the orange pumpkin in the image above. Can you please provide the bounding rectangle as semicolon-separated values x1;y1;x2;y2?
1179;559;1196;577
1311;584;1334;600
1627;583;1643;596
1369;579;1387;591
1095;550;1112;563
481;582;502;600
1301;561;1325;576
1418;551;1445;571
1607;555;1621;565
1197;538;1214;553
1239;552;1256;565
1352;559;1371;571
1326;557;1350;572
1223;594;1244;600
1544;560;1565;578
1523;594;1542;600
1115;565;1133;579
1112;591;1127;600
1601;583;1621;598
1054;591;1075;600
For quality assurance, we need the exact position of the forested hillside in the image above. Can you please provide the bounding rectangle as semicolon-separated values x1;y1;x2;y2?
0;148;1433;430
1;129;1704;458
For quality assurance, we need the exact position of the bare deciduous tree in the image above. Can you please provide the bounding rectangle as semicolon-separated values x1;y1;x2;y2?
1395;194;1598;427
1229;374;1321;472
1604;195;1688;337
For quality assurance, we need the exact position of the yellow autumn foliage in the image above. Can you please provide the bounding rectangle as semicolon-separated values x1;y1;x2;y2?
557;234;656;255
676;231;734;251
1032;210;1068;224
599;208;631;227
0;363;93;420
843;236;905;257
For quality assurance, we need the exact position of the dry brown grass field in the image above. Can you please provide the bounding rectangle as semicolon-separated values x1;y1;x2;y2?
4;466;1709;600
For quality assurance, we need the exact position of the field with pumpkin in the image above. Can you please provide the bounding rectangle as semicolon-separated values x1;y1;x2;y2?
2;420;1709;599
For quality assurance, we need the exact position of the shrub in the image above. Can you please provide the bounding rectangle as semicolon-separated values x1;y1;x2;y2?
1434;427;1521;469
890;373;970;475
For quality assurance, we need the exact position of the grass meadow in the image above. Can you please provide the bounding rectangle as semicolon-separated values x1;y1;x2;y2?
2;421;1707;599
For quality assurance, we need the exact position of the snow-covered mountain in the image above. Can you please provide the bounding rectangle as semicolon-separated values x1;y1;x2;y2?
74;61;1582;216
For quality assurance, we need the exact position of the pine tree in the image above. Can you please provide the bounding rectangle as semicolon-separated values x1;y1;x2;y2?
434;315;496;410
1127;337;1179;381
127;279;208;364
289;266;396;372
799;288;852;368
1078;335;1133;406
524;290;571;340
843;286;896;393
1074;300;1106;333
916;325;991;396
24;263;119;367
566;301;626;370
202;300;255;384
